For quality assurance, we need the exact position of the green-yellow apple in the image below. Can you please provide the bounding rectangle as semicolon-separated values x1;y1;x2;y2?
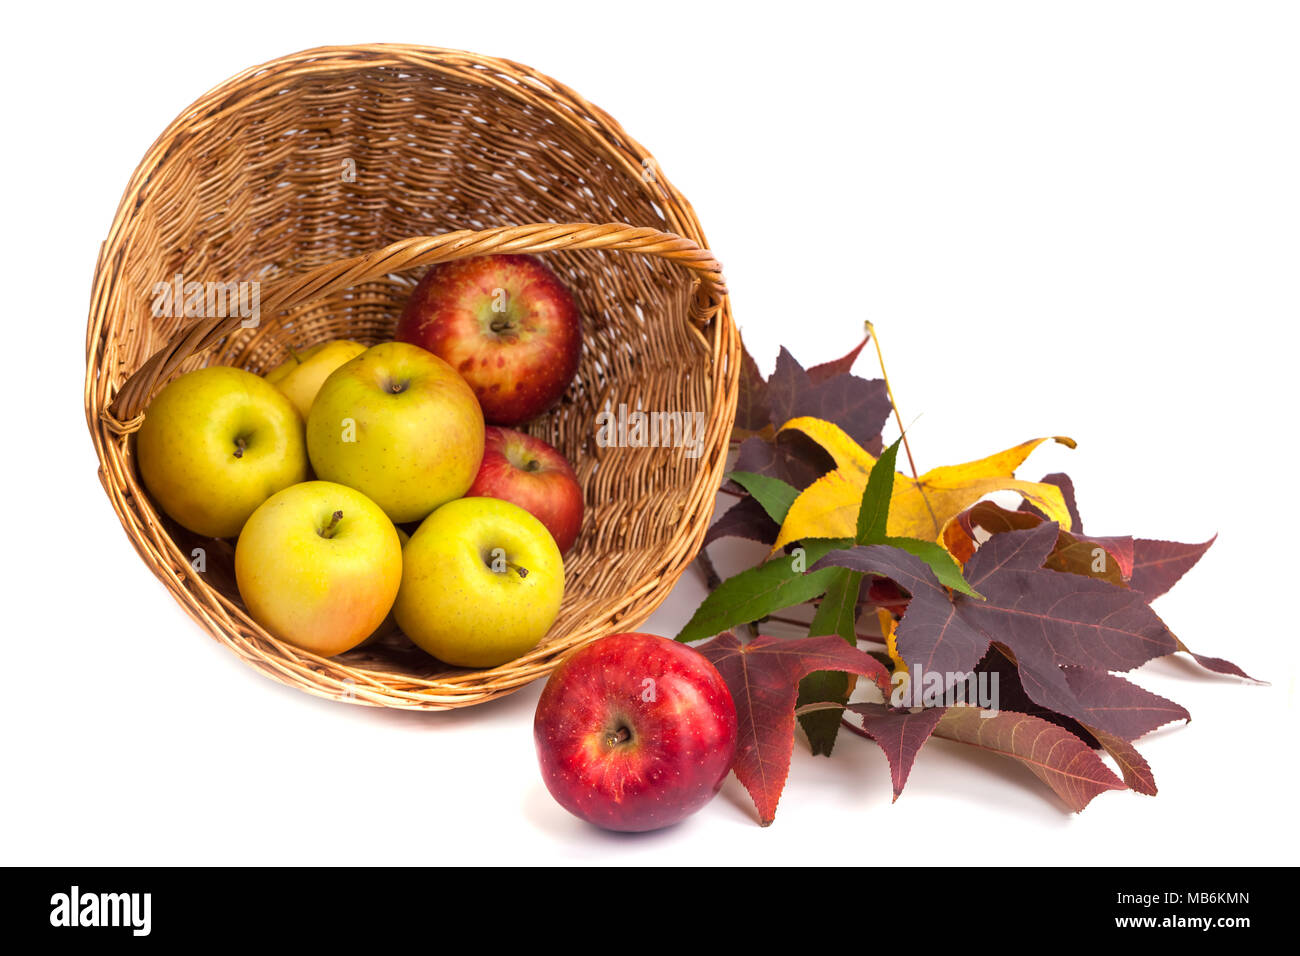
263;339;367;418
136;365;309;539
235;480;402;657
306;342;485;523
395;496;564;668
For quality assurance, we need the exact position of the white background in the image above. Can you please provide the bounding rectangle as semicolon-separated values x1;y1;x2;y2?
4;1;1296;865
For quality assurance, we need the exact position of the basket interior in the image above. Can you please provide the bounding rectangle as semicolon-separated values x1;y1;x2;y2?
97;52;725;693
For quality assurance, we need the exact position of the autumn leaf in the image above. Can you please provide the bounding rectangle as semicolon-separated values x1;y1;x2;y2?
766;348;891;453
1088;727;1158;796
847;652;1163;801
771;417;1075;548
880;609;906;672
1131;536;1217;599
865;578;911;618
1059;666;1190;740
734;344;773;440
806;328;870;383
1175;638;1260;681
732;432;835;492
971;647;1098;745
1047;534;1135;584
729;471;799;524
944;500;1133;585
989;483;1251;681
703;327;1246;820
675;538;850;644
788;436;981;597
1020;472;1083;532
704;495;779;547
732;340;890;453
811;523;1181;741
888;537;983;597
932;707;1127;812
693;632;891;825
845;702;948;800
1012;477;1214;599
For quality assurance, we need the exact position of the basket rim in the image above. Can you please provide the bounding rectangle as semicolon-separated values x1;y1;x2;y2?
84;43;740;710
88;43;711;289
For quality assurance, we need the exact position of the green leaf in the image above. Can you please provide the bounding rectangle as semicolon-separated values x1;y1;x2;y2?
807;568;863;642
884;536;984;599
675;538;851;644
856;438;902;544
729;471;800;524
797;566;865;755
845;436;982;598
796;671;852;756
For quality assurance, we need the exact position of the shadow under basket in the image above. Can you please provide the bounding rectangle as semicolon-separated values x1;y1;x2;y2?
85;44;739;710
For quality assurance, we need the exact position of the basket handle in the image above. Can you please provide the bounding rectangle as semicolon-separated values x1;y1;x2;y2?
106;221;727;430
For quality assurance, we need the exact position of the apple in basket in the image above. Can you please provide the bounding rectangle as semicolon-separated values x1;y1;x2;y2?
533;633;738;832
235;481;403;657
466;426;584;554
394;254;582;426
263;338;367;419
394;496;564;669
307;341;485;524
136;366;309;539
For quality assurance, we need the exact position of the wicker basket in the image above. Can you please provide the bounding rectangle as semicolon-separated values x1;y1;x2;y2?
85;44;738;710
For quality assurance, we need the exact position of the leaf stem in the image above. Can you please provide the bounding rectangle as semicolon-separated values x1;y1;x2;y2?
761;612;887;646
864;321;941;536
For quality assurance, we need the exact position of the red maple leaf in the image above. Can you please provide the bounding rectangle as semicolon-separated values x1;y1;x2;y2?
692;632;890;825
930;707;1127;813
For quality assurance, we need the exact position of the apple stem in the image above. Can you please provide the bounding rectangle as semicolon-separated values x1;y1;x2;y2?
233;437;247;459
506;561;529;579
605;726;631;747
320;510;344;539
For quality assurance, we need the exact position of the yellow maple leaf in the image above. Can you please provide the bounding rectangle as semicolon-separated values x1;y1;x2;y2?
770;417;1075;552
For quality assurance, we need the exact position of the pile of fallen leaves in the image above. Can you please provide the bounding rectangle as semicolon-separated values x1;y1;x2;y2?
680;327;1253;825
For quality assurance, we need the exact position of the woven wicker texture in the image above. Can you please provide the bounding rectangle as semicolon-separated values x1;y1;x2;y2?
85;45;738;709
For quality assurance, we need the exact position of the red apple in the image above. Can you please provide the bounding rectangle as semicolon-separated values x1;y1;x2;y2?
467;427;584;554
395;254;582;425
534;632;738;832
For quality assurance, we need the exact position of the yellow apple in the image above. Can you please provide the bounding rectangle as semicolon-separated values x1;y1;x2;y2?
357;526;409;648
235;481;402;657
263;339;367;419
395;496;564;668
136;366;309;538
306;342;485;524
